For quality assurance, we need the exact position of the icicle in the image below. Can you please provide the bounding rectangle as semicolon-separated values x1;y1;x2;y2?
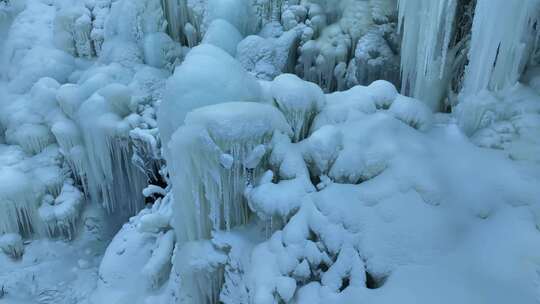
5;123;55;155
0;168;42;237
270;74;325;142
184;22;197;47
72;86;147;216
38;183;84;240
462;0;540;96
167;102;291;242
53;5;95;58
161;0;183;42
161;0;205;45
0;233;24;259
73;14;94;58
90;0;112;55
398;0;458;110
173;240;227;304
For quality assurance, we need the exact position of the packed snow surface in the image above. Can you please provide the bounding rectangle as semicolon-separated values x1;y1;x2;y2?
1;0;540;304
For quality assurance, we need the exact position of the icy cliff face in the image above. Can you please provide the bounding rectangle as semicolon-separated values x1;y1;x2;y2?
2;0;540;304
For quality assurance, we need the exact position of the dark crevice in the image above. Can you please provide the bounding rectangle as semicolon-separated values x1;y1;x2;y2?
366;271;387;289
339;277;350;292
144;169;168;205
318;262;329;273
309;174;321;189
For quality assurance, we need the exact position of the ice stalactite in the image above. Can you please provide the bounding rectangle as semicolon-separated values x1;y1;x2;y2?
38;182;84;240
236;30;300;80
290;0;399;92
0;233;24;259
353;24;400;89
130;127;163;183
307;24;352;92
89;0;112;56
54;74;151;217
51;119;87;188
160;0;207;45
0;167;42;237
105;0;168;43
6;123;55;155
251;0;284;29
76;90;148;216
157;0;400;93
0;139;75;239
167;102;292;242
54;5;95;58
173;240;227;304
161;0;186;43
270;74;325;142
102;0;179;69
398;0;458;111
462;0;540;96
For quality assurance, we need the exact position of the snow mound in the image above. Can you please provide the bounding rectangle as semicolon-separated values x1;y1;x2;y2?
158;44;263;148
269;74;325;141
389;95;434;131
39;182;84;240
0;233;24;259
202;19;243;56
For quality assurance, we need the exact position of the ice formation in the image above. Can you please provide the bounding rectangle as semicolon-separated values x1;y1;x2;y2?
0;143;63;237
462;0;540;95
158;44;262;149
289;0;400;92
397;0;540;110
167;102;292;242
158;0;401;92
269;74;325;141
0;233;24;259
397;0;457;110
2;1;540;303
39;182;84;240
1;0;172;242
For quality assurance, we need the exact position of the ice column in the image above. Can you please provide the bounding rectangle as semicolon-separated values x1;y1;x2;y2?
0;168;42;237
398;0;458;110
167;102;291;242
462;0;540;96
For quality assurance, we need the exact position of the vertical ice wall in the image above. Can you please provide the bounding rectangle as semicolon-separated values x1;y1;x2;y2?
398;0;458;110
462;0;540;96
